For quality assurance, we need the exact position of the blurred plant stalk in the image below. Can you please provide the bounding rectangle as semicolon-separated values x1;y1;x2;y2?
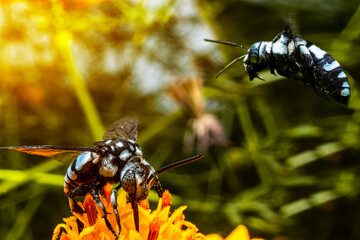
52;0;104;140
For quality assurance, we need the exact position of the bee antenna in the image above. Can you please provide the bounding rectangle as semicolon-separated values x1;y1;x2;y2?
146;154;204;184
215;55;246;78
204;38;248;51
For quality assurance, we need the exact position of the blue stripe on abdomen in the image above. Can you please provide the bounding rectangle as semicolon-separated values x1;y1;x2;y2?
75;152;93;171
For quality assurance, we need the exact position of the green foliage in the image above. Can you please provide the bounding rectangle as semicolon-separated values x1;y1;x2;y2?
0;0;360;240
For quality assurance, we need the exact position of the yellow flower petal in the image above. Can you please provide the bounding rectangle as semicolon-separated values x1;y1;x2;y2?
99;232;112;240
160;205;171;220
204;234;223;240
156;197;163;212
225;225;250;240
52;224;68;240
78;225;96;239
168;206;187;223
118;190;128;208
129;230;143;240
182;220;198;231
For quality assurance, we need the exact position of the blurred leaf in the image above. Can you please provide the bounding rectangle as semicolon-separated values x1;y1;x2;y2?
286;142;347;169
280;190;341;218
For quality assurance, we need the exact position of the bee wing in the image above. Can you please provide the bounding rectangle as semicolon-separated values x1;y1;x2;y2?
0;145;94;165
102;117;139;141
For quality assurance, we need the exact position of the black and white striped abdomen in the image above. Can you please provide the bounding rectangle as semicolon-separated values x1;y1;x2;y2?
294;39;350;105
64;151;100;195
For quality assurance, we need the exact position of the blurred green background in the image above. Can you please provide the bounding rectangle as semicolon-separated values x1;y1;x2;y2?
0;0;360;239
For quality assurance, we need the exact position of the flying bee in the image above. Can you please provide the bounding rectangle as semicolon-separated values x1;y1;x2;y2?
205;27;351;106
0;117;203;239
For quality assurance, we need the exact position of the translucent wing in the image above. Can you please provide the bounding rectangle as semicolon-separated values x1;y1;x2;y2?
0;145;94;165
102;117;139;141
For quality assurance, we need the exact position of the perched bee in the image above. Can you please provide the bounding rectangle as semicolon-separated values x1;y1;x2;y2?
0;117;203;239
205;27;351;106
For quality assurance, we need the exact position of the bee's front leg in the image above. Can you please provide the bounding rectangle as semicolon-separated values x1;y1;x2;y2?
91;185;118;239
111;184;122;236
68;185;94;214
153;178;163;198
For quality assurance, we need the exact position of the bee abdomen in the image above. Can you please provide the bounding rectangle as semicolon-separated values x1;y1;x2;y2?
64;151;100;196
268;31;350;105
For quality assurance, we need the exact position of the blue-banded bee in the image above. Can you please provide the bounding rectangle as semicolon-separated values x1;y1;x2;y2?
205;27;351;106
0;117;203;239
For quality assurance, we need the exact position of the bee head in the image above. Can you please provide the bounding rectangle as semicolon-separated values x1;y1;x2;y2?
120;157;156;203
243;42;265;80
121;154;204;203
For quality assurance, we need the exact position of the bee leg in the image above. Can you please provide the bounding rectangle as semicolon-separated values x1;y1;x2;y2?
111;184;122;236
255;74;265;81
68;185;94;214
68;197;84;214
269;64;276;75
153;178;163;198
90;187;118;239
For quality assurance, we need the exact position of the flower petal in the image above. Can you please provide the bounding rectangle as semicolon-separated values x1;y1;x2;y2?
129;230;143;240
84;194;98;226
161;190;172;209
204;234;224;240
225;225;250;240
169;206;187;223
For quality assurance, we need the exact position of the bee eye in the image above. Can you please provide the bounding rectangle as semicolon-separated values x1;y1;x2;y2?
123;169;135;183
138;164;150;185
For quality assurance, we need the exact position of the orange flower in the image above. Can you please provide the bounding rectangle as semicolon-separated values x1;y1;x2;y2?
52;184;264;240
52;184;204;240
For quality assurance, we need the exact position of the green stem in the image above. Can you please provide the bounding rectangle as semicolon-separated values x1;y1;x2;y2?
52;0;104;141
5;194;45;240
0;160;62;195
